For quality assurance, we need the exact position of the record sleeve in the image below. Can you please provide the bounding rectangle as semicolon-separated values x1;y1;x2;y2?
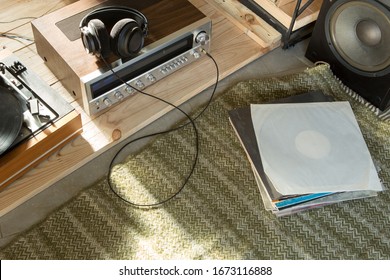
251;101;383;195
229;91;334;202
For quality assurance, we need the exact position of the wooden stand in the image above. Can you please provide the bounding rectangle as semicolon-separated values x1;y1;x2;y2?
0;0;280;216
239;0;322;48
252;0;322;30
205;0;281;48
0;112;82;189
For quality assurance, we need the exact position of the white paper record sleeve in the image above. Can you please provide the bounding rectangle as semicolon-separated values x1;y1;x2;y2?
250;101;383;195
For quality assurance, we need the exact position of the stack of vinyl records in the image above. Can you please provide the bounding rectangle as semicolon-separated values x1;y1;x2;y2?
229;91;384;216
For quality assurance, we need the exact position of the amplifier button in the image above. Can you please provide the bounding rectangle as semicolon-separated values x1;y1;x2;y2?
135;80;145;89
103;98;112;107
146;74;156;83
160;68;168;75
125;86;135;95
192;51;200;59
114;91;124;101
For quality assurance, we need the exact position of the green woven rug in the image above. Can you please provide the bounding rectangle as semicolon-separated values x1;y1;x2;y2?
1;64;389;259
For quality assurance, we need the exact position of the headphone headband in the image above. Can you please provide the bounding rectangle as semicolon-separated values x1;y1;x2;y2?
79;6;148;36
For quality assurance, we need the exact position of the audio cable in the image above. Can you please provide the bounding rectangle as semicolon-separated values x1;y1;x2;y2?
0;2;65;43
104;51;219;208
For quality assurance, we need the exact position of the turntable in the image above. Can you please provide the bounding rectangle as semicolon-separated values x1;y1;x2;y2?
0;49;82;190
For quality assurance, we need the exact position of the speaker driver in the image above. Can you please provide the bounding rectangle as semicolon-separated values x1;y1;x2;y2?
325;0;390;76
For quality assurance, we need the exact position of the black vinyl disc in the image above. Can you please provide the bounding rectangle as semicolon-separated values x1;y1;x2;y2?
0;85;23;155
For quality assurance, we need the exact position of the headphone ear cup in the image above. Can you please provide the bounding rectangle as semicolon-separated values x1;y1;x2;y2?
110;18;144;58
88;19;111;58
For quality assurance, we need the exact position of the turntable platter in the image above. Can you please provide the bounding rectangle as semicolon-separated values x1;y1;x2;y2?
0;85;23;155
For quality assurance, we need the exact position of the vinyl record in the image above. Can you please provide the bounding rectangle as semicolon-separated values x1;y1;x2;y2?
0;85;23;155
253;102;373;195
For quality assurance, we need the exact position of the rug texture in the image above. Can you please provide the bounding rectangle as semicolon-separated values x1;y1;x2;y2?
1;64;389;259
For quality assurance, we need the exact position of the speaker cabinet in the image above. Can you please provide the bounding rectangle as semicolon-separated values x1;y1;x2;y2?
306;0;390;111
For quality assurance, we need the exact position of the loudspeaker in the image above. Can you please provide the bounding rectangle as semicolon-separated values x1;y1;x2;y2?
306;0;390;111
79;6;148;59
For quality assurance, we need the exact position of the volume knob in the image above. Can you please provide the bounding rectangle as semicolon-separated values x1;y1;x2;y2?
195;31;209;45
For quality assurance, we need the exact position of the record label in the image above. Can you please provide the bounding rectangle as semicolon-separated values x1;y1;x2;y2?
295;130;331;160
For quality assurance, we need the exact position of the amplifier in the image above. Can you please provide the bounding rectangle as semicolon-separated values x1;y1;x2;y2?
32;0;212;116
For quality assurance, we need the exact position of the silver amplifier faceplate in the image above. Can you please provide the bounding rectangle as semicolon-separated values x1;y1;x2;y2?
81;18;212;116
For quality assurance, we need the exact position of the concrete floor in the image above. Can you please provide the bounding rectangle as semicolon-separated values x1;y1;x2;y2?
0;38;313;248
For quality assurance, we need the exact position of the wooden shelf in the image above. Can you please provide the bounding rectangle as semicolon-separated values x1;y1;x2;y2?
0;0;280;216
238;0;321;48
205;0;281;48
252;0;322;31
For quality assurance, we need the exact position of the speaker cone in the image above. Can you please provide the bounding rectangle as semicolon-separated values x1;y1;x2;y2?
325;0;390;76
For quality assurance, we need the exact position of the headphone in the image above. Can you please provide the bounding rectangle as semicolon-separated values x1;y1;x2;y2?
79;6;148;58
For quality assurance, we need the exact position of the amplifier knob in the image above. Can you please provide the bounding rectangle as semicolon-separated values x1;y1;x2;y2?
192;51;201;59
195;31;210;46
135;80;145;89
103;98;112;107
114;91;124;101
125;86;135;95
146;74;156;83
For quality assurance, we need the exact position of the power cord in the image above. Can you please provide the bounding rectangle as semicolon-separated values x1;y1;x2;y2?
0;2;64;43
0;33;34;42
105;51;219;208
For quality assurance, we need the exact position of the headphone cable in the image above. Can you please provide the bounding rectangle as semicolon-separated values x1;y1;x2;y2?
104;51;219;208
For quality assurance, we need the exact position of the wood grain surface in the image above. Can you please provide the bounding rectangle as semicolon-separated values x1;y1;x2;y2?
0;0;280;216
